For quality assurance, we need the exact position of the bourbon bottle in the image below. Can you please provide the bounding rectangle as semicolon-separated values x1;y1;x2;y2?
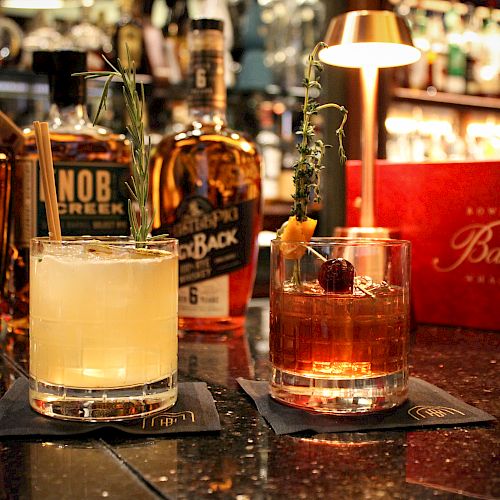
19;50;131;242
6;51;131;334
150;19;262;331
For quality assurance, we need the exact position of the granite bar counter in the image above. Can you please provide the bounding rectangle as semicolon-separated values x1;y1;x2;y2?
0;299;498;499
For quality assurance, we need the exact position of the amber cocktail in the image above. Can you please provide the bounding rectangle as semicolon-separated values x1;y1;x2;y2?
270;238;410;414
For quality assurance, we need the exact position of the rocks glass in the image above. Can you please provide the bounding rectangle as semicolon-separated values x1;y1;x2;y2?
270;237;411;414
29;236;178;421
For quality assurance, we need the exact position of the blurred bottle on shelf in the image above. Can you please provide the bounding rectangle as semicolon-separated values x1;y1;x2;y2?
407;6;430;90
260;0;288;88
407;9;449;92
462;5;482;96
236;0;273;92
477;12;500;96
294;0;325;88
403;1;499;97
385;104;499;162
142;0;172;83
278;103;297;201
113;0;150;74
164;0;190;82
259;0;324;91
69;5;112;71
20;12;68;70
256;101;282;201
444;4;466;94
465;117;500;159
0;111;20;333
427;13;447;92
0;8;23;68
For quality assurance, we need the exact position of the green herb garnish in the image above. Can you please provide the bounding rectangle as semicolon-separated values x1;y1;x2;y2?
74;50;153;243
291;41;348;222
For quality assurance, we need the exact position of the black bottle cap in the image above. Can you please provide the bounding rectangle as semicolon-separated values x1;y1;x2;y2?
33;50;87;75
190;18;224;32
33;50;87;108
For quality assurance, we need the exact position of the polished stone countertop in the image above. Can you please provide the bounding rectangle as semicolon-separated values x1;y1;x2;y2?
0;299;498;499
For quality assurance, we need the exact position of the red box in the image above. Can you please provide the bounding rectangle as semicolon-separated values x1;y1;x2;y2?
346;160;500;331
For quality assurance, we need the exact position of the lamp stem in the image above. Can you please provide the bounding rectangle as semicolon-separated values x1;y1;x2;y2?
360;64;379;228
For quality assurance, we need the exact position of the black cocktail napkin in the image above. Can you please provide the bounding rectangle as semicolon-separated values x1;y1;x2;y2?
0;377;221;437
237;377;496;435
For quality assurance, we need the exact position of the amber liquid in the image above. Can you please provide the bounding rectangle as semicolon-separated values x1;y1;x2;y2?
23;129;130;163
270;281;409;378
150;123;262;331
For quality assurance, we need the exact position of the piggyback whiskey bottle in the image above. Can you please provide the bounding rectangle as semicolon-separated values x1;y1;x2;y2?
150;19;262;331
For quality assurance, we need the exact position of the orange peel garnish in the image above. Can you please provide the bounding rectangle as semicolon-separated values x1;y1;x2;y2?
279;215;317;259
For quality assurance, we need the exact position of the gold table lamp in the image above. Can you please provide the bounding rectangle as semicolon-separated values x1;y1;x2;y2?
319;10;420;233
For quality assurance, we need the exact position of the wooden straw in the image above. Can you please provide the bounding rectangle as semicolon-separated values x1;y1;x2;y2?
33;121;61;241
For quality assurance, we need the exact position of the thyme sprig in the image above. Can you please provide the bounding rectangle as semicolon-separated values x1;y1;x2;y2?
292;41;348;222
74;50;153;243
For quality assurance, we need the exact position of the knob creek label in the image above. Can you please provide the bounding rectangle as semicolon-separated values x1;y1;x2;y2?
37;162;130;237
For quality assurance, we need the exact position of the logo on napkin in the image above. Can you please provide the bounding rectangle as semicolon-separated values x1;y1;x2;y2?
408;405;466;421
142;410;195;429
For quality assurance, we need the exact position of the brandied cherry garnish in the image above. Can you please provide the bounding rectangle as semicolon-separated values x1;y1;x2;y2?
318;258;355;293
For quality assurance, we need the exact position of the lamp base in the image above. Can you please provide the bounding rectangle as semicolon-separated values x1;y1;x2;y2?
333;227;400;239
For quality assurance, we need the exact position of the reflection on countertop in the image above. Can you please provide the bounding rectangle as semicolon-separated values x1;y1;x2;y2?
0;298;498;499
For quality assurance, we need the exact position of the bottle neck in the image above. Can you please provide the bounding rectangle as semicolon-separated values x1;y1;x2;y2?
190;109;226;125
49;74;86;109
48;103;91;128
188;27;227;123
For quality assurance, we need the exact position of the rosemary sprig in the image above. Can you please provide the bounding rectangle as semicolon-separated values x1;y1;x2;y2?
292;41;348;222
74;50;153;244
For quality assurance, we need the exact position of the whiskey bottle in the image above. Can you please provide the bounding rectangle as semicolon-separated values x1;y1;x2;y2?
0;111;18;297
113;0;149;75
0;111;23;334
19;51;131;241
7;51;131;335
69;4;112;71
150;19;262;331
444;7;466;94
164;0;190;83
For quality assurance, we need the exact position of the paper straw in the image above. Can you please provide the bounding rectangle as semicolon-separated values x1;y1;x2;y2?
33;121;61;241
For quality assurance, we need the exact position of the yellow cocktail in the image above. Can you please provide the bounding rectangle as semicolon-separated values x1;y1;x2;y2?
29;237;178;421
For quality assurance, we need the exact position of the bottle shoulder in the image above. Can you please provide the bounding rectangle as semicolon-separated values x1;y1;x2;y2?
21;124;131;164
22;120;128;141
153;123;260;157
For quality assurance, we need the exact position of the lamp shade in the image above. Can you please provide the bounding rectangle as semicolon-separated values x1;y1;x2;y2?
319;10;420;68
2;0;66;7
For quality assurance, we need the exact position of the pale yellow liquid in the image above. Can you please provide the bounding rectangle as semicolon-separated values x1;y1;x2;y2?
30;249;178;388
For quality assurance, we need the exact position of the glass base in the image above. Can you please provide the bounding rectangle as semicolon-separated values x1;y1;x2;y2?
29;372;178;421
270;367;408;414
